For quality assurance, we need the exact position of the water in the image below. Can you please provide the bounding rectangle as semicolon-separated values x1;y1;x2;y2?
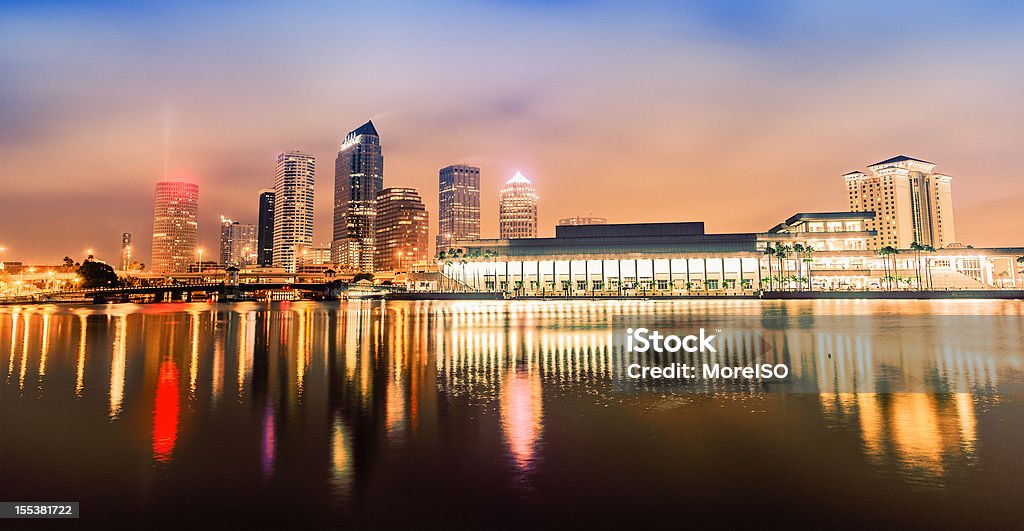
2;300;1022;529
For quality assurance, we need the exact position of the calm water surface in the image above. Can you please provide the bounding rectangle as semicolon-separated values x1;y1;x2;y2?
2;300;1022;529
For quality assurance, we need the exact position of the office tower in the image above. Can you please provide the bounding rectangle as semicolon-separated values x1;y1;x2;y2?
845;155;957;249
120;232;132;271
219;216;234;264
374;187;429;273
499;171;538;239
558;215;607;226
436;164;481;254
273;151;316;273
257;188;275;266
220;216;258;266
333;120;383;271
151;181;199;274
297;246;332;266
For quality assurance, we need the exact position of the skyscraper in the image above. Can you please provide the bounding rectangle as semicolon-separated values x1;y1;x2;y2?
499;172;538;239
374;187;429;273
844;155;957;249
437;164;480;255
120;232;132;271
257;188;275;266
333;120;383;271
273;151;316;273
151;181;199;274
220;216;257;266
219;216;234;265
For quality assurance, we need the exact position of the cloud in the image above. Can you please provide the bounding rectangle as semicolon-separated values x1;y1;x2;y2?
1;1;1022;263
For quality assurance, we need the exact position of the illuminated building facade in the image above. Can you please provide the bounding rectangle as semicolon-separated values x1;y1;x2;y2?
220;216;257;266
558;215;607;226
120;232;132;271
499;172;538;239
257;188;275;266
437;164;480;255
333;120;383;271
273;151;316;273
151;181;199;274
375;187;429;272
445;212;1021;293
845;155;957;249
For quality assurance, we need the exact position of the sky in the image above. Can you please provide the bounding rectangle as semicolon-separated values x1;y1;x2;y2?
1;0;1023;265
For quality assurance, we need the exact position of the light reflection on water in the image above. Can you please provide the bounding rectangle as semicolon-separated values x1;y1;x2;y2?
1;300;1022;529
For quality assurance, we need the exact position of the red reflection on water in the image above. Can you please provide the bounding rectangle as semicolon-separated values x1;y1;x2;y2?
152;358;180;463
261;404;275;479
500;369;543;473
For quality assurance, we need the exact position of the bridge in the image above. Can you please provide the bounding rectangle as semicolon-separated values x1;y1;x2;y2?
17;281;345;304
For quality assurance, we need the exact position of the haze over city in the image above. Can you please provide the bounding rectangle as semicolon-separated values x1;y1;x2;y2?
2;0;1023;264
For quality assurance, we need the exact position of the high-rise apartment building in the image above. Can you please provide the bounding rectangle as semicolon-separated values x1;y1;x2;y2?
436;164;480;255
273;151;316;273
257;188;275;266
374;187;429;273
219;216;234;265
120;232;132;271
151;181;199;274
220;216;257;266
845;155;957;249
333;121;383;271
558;215;607;226
499;172;538;239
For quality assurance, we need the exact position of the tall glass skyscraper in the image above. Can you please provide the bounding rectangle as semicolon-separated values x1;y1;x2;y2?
333;120;383;272
256;188;275;266
437;164;480;255
151;181;199;273
499;172;538;239
374;187;429;272
219;216;257;266
273;151;315;273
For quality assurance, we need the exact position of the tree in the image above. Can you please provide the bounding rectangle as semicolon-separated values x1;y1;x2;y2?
773;243;792;290
63;256;76;269
802;245;815;290
77;259;119;288
910;242;924;290
762;246;775;291
352;272;374;283
923;245;936;289
877;246;898;291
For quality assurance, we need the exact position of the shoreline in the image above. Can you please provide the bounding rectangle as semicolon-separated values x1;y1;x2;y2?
2;288;1022;306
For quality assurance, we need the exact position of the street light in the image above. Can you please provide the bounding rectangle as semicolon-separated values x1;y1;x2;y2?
197;248;203;274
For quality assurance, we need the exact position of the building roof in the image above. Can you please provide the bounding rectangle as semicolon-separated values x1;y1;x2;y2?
767;211;875;233
556;221;704;239
869;155;933;167
506;171;532;184
350;120;378;137
783;211;874;224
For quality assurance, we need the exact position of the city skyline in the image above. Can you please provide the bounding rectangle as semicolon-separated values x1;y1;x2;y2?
2;2;1024;264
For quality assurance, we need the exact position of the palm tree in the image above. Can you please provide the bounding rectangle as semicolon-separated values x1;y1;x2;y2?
774;243;792;290
762;245;775;291
877;246;897;291
923;245;936;289
909;242;924;290
793;243;805;289
803;245;815;290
